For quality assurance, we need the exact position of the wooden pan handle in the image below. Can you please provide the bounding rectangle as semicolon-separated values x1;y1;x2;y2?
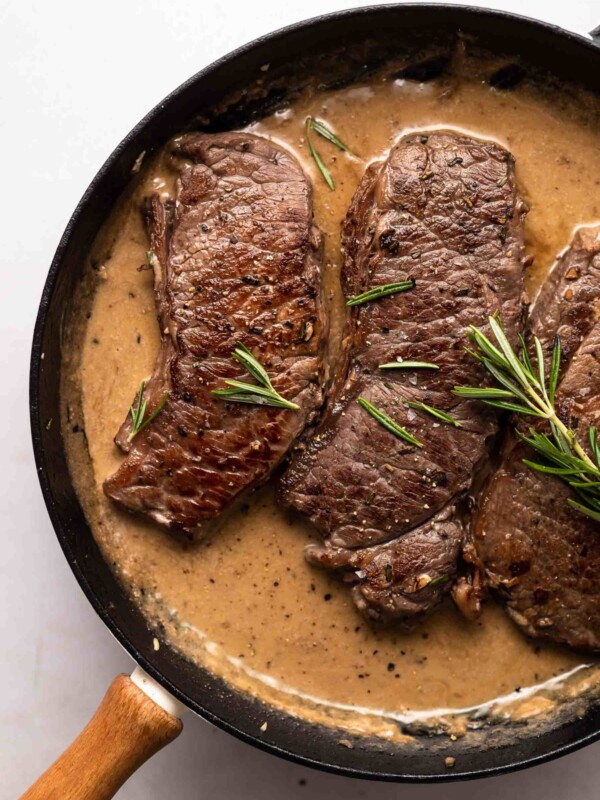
20;674;183;800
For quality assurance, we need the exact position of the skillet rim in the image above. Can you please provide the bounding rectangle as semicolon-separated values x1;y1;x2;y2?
30;2;600;782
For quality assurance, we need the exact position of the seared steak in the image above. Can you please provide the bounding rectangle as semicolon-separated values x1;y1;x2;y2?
280;131;527;627
474;226;600;650
104;132;326;535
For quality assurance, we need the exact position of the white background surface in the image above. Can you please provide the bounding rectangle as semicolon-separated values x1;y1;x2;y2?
2;0;600;797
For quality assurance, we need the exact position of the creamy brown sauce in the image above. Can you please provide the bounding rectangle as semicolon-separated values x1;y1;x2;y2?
62;62;600;741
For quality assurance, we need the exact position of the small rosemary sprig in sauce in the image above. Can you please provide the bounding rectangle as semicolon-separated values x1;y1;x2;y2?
453;315;600;522
309;118;351;152
358;397;423;447
305;116;351;190
128;381;169;442
405;400;462;428
347;279;415;307
212;343;299;410
379;360;439;370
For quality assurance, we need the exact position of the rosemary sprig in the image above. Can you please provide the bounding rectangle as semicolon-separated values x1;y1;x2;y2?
308;117;351;154
212;343;299;410
379;361;439;370
347;278;415;307
358;397;423;447
305;117;334;190
309;118;351;152
405;400;462;428
305;116;351;190
453;316;600;522
128;381;169;442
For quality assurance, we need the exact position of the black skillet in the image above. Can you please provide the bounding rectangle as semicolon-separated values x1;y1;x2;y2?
26;4;600;795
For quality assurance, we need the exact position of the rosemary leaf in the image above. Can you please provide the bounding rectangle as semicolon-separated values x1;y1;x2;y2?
379;361;439;370
484;361;532;407
534;335;545;391
404;400;462;428
568;499;600;523
463;345;485;364
232;343;273;390
521;460;587;477
520;334;536;382
131;380;146;427
466;325;508;370
452;386;514;400
488;315;530;389
485;400;544;416
550;419;573;455
347;279;415;307
358;397;423;447
549;336;561;405
590;427;600;465
427;575;450;589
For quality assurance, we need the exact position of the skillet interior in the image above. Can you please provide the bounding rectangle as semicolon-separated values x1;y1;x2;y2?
30;4;600;781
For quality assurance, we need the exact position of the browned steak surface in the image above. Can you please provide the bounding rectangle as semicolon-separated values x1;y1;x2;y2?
104;132;326;534
474;226;600;650
280;131;527;626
